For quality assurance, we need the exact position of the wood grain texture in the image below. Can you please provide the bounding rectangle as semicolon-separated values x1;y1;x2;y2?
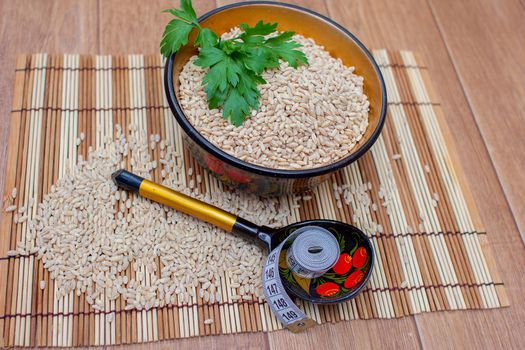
427;0;525;241
99;0;216;53
113;332;269;350
0;0;523;349
268;319;421;350
216;0;328;13
0;0;98;211
324;0;525;348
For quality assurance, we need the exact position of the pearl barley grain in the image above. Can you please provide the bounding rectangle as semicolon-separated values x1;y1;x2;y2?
179;29;369;170
16;129;288;312
4;205;17;213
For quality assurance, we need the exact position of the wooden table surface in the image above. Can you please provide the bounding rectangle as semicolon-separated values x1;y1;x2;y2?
1;0;524;349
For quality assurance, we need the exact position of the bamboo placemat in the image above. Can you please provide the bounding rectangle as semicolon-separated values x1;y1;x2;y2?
0;51;508;347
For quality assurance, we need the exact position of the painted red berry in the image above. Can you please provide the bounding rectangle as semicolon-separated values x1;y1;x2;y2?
204;154;224;175
333;253;353;275
226;168;251;184
315;282;340;297
344;270;365;289
352;247;368;269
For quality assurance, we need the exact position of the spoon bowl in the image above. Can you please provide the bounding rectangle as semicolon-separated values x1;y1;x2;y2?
263;220;374;304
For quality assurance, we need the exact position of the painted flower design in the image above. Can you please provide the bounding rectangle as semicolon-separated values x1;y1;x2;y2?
344;270;365;289
204;154;224;175
333;253;352;275
316;282;340;297
353;247;368;269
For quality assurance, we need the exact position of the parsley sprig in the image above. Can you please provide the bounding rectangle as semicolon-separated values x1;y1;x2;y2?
161;0;308;126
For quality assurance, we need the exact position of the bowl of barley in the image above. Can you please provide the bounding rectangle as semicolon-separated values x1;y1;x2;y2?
165;1;387;195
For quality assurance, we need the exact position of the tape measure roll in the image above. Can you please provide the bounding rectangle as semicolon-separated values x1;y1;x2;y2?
286;227;340;278
262;226;340;333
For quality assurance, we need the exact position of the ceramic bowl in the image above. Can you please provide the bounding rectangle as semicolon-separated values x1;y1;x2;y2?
165;1;387;195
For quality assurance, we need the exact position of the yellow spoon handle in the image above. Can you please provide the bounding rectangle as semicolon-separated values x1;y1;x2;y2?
139;178;237;231
112;169;236;232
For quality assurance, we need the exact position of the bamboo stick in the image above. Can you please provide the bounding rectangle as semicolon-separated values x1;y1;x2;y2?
71;55;83;347
388;51;464;306
106;54;118;346
10;54;30;346
23;52;43;346
46;54;61;347
18;53;43;346
159;57;180;340
35;54;54;346
29;54;48;345
147;54;165;341
154;54;174;340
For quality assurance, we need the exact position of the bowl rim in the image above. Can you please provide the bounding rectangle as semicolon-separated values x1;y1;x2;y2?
164;0;387;179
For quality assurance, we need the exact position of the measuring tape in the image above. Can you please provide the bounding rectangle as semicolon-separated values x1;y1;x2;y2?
262;226;340;333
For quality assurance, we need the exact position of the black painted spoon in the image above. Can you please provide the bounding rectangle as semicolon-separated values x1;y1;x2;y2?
112;169;374;304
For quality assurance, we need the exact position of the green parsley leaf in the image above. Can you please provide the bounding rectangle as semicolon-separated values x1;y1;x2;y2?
161;0;198;25
224;59;242;87
223;89;252;126
207;87;228;110
266;39;308;68
194;28;219;48
198;54;242;105
194;47;227;67
201;60;229;96
160;0;200;57
160;19;194;57
235;25;308;72
180;0;197;22
162;8;196;24
197;21;308;125
240;20;278;36
265;30;295;45
240;48;270;74
236;69;263;107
